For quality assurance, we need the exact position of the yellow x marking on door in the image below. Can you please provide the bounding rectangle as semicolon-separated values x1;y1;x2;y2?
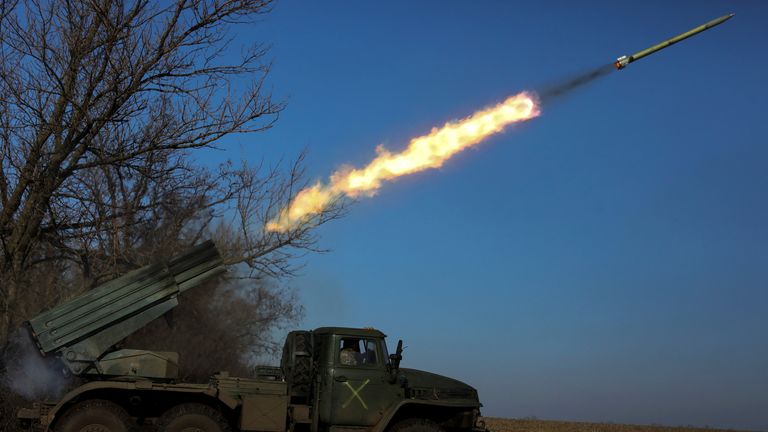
342;379;370;409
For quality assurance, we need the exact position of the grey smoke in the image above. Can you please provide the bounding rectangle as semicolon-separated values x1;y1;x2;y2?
538;63;614;103
2;328;71;400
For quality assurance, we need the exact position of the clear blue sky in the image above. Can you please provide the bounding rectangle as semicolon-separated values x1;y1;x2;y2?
214;1;767;430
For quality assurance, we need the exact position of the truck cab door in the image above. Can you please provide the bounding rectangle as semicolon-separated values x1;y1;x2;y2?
328;336;400;427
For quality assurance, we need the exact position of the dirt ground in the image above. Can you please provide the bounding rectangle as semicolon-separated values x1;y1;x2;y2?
483;417;751;432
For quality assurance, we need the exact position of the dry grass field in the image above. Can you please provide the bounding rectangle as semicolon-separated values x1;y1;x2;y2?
483;417;752;432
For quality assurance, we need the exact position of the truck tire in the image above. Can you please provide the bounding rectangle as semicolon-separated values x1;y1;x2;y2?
290;331;312;395
282;331;312;401
388;418;445;432
54;399;134;432
159;403;231;432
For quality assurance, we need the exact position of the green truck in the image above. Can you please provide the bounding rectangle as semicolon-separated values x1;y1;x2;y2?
17;241;486;432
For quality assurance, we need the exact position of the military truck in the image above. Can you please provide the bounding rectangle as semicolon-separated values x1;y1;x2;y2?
17;241;485;432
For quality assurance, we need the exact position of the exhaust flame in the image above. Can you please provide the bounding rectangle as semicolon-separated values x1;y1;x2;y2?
266;91;540;232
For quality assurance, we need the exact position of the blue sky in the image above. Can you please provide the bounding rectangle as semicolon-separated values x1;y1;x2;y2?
213;1;767;430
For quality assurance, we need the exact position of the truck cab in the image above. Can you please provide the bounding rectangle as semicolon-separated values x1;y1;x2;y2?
283;327;483;432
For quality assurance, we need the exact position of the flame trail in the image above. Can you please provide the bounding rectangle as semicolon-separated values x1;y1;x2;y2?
266;91;540;232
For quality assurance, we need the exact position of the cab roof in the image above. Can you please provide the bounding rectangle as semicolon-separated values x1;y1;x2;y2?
313;327;386;338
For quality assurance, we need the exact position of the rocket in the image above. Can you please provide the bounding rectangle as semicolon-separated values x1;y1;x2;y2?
615;13;734;70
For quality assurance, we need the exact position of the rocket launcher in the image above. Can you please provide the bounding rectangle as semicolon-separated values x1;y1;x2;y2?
25;240;224;379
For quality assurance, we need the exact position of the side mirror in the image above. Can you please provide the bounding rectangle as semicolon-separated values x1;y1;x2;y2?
388;339;403;382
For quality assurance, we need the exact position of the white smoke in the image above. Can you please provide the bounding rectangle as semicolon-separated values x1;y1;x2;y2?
2;328;71;400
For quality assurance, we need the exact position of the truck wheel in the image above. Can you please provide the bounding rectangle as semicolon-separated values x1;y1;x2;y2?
282;331;313;401
54;399;134;432
160;403;231;432
388;418;445;432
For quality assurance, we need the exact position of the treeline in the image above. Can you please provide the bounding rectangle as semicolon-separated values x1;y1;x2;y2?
0;1;342;429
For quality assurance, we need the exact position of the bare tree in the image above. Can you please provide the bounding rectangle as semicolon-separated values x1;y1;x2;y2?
0;3;350;428
0;0;344;351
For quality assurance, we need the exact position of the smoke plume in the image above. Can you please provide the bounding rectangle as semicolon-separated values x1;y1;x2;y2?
538;64;614;103
2;328;71;400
